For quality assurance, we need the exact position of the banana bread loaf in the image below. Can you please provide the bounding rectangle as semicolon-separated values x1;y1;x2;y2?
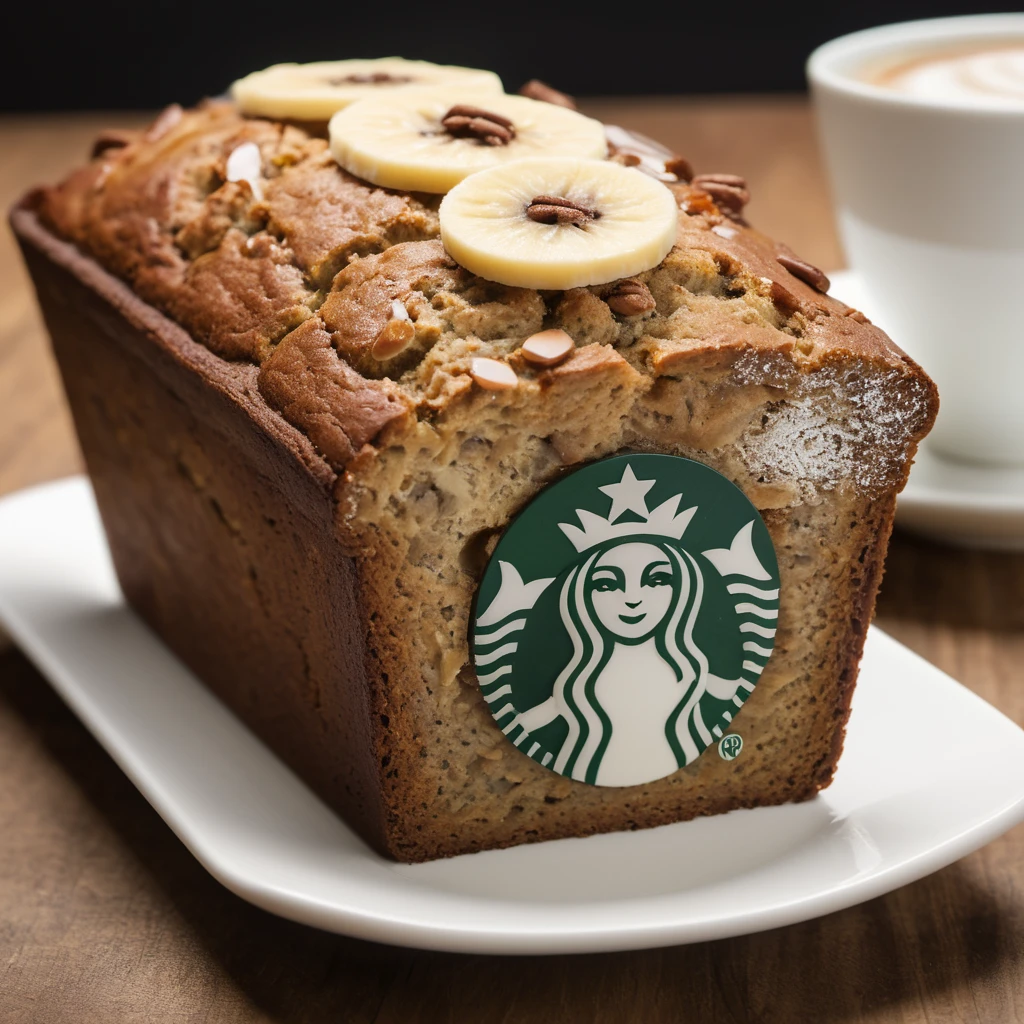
14;67;937;861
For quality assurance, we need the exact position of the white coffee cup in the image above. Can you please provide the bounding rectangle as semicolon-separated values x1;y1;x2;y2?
808;15;1024;466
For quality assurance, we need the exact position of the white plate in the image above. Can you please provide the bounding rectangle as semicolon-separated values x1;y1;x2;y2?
1;477;1023;955
830;268;1024;550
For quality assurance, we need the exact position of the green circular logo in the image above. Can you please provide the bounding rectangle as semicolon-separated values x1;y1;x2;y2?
471;454;780;788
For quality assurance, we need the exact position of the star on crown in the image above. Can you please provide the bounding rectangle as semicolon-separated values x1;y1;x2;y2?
558;464;698;553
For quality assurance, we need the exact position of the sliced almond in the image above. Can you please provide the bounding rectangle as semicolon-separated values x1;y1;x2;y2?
520;329;574;367
371;304;416;360
470;357;518;391
226;141;264;200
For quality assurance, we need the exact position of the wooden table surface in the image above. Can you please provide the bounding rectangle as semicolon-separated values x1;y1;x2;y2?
1;100;1022;1024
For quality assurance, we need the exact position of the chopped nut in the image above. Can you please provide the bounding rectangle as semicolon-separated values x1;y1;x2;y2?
711;223;739;239
770;280;803;316
470;357;519;390
691;173;750;218
521;329;575;367
605;125;693;183
605;279;656;316
842;305;870;324
371;319;415;360
680;190;716;217
442;105;516;146
90;129;136;159
225;142;264;201
371;301;416;360
518;79;577;109
526;195;598;226
664;156;695;181
776;243;830;293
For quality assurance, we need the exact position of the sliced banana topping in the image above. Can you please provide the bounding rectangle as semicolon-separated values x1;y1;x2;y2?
231;58;504;121
328;91;607;193
438;158;679;290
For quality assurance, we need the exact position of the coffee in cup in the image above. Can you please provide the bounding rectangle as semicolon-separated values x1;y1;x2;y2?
809;16;1024;466
864;42;1024;106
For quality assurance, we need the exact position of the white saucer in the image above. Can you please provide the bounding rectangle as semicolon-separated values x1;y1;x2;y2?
1;477;1023;954
830;269;1024;550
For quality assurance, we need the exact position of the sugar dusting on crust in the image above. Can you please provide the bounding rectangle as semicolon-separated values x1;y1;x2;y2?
735;362;932;499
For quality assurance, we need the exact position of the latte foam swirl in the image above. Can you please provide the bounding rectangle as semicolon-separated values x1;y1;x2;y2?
881;46;1024;107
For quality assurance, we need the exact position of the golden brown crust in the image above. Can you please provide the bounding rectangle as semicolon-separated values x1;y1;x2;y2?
13;208;392;852
258;319;414;466
32;102;935;479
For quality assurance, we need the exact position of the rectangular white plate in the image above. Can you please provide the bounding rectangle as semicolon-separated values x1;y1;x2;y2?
1;477;1023;955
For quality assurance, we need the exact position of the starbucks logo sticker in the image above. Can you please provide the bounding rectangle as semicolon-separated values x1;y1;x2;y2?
471;454;780;788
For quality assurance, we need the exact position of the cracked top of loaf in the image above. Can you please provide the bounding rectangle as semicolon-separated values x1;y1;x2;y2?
31;100;937;496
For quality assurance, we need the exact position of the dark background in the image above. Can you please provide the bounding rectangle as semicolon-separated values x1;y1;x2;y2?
4;1;1022;110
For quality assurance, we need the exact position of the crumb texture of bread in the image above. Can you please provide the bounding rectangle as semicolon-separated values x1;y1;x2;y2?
19;101;939;861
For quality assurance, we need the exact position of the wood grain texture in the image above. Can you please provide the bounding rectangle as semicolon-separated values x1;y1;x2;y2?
1;103;1022;1024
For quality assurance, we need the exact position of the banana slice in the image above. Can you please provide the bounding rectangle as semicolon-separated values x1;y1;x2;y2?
328;91;607;193
438;158;679;290
231;58;503;121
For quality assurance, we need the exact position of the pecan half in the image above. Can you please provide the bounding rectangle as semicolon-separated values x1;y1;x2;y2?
328;72;413;85
605;279;656;316
776;243;830;293
518;79;577;109
691;173;750;218
441;105;516;146
526;195;599;226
